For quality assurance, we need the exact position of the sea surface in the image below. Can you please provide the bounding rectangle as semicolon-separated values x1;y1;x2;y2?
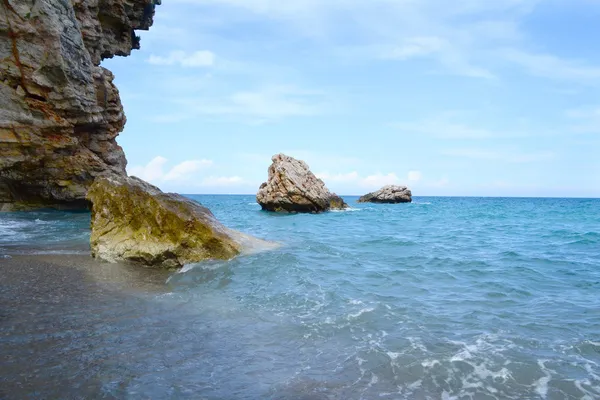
1;196;599;399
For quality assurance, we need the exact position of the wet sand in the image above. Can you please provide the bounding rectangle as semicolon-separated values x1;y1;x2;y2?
0;254;173;399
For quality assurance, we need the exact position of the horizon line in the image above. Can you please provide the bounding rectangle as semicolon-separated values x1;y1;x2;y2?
179;193;600;199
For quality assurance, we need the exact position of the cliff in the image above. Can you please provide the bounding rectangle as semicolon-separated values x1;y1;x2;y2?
0;0;159;210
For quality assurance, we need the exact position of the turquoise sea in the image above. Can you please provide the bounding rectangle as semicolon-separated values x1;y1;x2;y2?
1;196;599;399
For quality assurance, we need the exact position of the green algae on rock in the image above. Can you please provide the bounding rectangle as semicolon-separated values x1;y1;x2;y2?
87;176;245;269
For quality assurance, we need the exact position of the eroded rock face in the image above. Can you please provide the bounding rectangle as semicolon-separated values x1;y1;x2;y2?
256;153;348;213
357;185;412;204
87;175;272;269
0;0;158;210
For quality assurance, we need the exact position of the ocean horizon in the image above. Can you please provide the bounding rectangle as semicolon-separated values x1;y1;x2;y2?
1;195;599;399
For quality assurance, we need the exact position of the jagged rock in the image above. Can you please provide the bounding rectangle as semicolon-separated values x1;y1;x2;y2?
87;175;272;269
357;185;412;204
0;0;159;210
256;154;348;213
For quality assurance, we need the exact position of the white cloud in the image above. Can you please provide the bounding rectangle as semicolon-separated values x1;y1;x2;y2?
427;177;450;188
386;37;445;60
169;0;539;80
161;0;600;85
441;148;555;163
147;50;216;67
360;173;401;188
408;170;422;182
171;86;330;121
565;106;600;133
164;160;214;181
390;114;533;139
316;171;359;182
201;176;244;186
381;36;495;79
316;170;415;190
128;156;213;184
499;49;600;84
128;156;168;182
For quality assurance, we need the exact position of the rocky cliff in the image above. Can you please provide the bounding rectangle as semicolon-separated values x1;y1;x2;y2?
0;0;159;210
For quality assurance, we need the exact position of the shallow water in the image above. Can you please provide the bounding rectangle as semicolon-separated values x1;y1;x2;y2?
1;196;599;399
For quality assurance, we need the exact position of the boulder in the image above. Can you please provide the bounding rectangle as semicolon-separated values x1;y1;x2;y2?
256;154;348;213
357;185;412;203
87;175;270;269
0;0;159;210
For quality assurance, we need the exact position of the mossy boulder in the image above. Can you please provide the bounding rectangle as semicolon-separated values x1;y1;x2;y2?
87;175;263;269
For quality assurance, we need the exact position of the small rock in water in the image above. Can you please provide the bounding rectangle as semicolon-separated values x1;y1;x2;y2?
358;185;412;203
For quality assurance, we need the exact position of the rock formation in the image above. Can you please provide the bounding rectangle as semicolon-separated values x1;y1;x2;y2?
357;185;412;203
0;0;159;211
87;175;273;268
256;154;348;213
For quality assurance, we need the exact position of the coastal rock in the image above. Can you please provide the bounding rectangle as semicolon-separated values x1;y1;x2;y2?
256;154;348;213
357;185;412;203
87;175;271;269
0;0;159;210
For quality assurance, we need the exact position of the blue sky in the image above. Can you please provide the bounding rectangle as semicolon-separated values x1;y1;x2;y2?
103;0;600;197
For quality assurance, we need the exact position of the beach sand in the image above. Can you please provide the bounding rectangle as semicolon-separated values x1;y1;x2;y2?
0;254;172;399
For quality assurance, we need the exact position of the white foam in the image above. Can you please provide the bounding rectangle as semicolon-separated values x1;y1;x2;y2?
347;307;375;319
534;376;550;398
407;379;422;390
441;390;458;400
534;360;553;399
368;374;379;386
407;336;427;352
422;359;440;368
330;207;361;212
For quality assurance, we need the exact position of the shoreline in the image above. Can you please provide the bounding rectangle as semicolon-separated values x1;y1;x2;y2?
0;253;173;294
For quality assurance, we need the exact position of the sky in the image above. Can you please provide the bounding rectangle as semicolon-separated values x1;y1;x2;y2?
103;0;600;197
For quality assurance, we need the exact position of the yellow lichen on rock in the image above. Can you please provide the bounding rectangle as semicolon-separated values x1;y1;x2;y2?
87;176;242;269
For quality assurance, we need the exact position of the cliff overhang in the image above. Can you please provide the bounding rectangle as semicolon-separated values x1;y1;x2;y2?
0;0;159;211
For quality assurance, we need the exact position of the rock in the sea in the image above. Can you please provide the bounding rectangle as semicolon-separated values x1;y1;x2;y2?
0;0;159;211
256;154;348;213
87;175;270;269
357;185;412;203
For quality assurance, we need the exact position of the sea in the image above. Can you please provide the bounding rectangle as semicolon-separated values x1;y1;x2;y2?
0;196;599;399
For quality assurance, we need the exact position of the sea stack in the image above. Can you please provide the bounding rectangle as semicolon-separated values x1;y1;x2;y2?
0;0;159;211
87;175;272;269
256;153;348;213
358;185;412;203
